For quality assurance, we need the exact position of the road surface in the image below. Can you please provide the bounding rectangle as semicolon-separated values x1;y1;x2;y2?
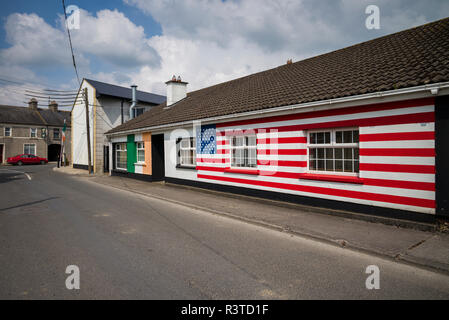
0;164;448;299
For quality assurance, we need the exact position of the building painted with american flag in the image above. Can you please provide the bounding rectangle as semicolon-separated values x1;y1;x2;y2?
105;18;449;223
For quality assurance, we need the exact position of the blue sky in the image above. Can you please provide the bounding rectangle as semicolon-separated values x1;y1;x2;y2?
0;0;448;109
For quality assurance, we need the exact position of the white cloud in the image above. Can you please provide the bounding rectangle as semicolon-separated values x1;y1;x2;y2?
0;13;73;67
70;9;160;68
1;0;449;106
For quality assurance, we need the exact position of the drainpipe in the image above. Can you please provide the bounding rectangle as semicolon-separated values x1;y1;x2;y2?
129;85;137;120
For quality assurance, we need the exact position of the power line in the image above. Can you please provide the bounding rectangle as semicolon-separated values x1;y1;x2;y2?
62;0;81;86
0;77;78;93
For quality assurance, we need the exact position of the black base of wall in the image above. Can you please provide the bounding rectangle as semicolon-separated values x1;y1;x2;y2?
73;164;88;170
165;177;437;224
111;170;153;182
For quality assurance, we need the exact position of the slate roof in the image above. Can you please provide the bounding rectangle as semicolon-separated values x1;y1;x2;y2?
0;105;71;126
107;17;449;134
85;78;166;105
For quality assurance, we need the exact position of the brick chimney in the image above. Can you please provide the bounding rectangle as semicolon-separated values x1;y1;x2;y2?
165;75;188;107
28;98;38;110
49;100;58;112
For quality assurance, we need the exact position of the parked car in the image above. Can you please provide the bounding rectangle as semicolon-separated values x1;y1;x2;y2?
7;154;48;165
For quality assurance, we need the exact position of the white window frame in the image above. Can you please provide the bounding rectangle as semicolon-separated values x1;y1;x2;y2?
23;143;36;155
230;134;257;169
136;142;145;163
307;128;359;176
178;137;196;167
115;143;127;170
30;128;37;138
5;127;11;137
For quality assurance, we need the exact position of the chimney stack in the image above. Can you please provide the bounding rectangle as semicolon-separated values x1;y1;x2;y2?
165;75;188;107
49;100;58;112
28;98;38;110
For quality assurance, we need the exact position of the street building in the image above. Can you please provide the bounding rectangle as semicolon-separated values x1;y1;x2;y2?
0;99;71;163
105;18;449;222
71;78;166;173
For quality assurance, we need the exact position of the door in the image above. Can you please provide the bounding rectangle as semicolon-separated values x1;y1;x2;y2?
0;144;3;164
103;145;109;172
151;134;165;181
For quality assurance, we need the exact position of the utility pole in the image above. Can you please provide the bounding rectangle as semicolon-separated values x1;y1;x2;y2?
84;88;92;174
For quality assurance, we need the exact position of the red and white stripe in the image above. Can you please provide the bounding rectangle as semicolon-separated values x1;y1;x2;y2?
195;97;436;214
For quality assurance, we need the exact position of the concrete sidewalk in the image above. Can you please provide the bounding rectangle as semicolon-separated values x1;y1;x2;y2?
68;172;449;275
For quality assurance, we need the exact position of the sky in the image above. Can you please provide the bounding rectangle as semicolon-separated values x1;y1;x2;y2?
0;0;448;109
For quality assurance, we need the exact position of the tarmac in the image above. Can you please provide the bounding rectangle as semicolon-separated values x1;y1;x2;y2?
54;166;449;275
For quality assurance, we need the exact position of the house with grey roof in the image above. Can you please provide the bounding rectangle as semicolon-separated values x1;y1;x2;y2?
0;99;71;164
104;18;449;223
71;78;165;173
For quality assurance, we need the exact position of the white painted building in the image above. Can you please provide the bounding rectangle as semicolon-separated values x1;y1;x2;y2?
71;78;165;173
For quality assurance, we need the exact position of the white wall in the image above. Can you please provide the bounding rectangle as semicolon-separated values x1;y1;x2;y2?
71;80;95;166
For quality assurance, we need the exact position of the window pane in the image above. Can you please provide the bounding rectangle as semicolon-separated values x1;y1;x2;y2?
326;160;334;171
324;132;330;144
310;133;316;144
310;148;317;159
309;159;316;170
343;131;352;143
335;148;342;159
354;148;359;159
344;148;353;160
325;148;333;159
336;131;342;143
354;161;359;173
316;132;324;144
317;159;325;171
335;160;343;172
344;160;353;172
317;148;324;159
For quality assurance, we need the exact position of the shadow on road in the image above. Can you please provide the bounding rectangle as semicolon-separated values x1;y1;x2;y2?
0;197;59;213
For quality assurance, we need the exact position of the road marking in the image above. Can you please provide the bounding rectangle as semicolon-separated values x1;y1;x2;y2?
0;169;32;180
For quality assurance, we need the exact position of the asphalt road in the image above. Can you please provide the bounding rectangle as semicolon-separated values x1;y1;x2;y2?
0;164;448;299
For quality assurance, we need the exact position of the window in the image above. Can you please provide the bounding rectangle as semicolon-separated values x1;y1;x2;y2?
230;135;257;168
308;129;359;174
115;143;127;170
177;137;196;166
5;127;11;137
24;144;36;155
30;128;37;138
53;128;60;140
134;108;145;118
136;142;145;163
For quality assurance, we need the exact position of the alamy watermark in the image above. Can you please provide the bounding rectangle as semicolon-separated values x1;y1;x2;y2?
365;5;380;30
65;265;80;290
66;5;80;30
365;265;380;289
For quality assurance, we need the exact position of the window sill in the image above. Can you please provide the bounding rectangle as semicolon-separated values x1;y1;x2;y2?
134;162;146;166
224;168;259;175
177;164;197;170
298;173;364;184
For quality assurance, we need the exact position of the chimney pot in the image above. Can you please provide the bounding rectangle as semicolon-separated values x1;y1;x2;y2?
28;98;38;110
49;100;58;112
172;75;177;81
165;76;188;107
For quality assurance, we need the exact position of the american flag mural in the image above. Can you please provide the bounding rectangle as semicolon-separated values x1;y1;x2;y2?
190;97;436;214
196;124;217;155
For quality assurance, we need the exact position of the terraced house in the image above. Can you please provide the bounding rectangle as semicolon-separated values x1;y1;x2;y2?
0;99;71;163
105;18;449;223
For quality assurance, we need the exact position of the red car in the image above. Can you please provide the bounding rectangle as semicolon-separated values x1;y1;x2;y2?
7;154;48;165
